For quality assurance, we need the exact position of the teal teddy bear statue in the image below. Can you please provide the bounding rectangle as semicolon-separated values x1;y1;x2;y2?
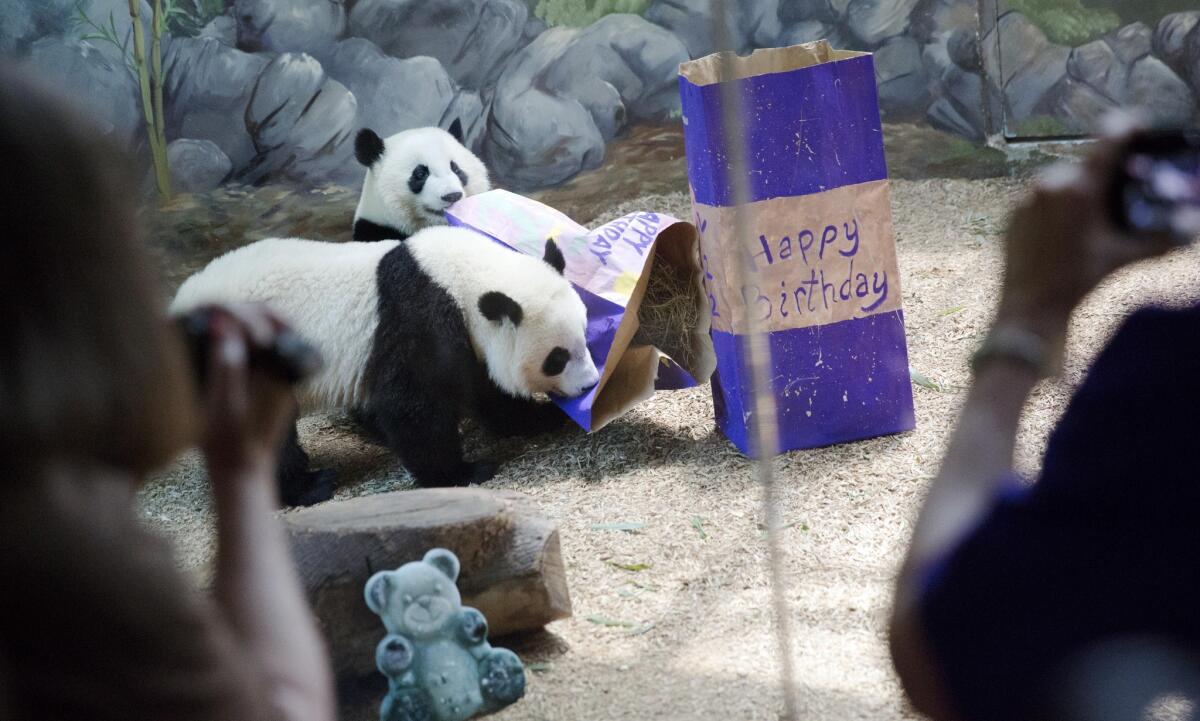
365;549;527;721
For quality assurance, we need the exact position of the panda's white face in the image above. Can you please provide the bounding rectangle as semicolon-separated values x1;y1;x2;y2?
355;124;490;237
512;286;598;399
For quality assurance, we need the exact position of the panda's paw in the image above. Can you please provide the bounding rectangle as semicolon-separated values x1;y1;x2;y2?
466;461;498;485
285;468;338;507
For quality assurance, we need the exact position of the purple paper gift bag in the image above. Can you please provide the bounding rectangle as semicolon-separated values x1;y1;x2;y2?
679;40;915;456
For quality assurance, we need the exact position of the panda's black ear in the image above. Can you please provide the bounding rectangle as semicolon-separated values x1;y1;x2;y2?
448;117;464;144
543;238;566;275
479;291;523;327
355;128;385;168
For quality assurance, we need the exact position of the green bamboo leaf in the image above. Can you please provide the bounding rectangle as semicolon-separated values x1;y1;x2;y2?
605;560;651;572
939;304;968;317
909;366;943;392
690;515;708;540
586;615;634;628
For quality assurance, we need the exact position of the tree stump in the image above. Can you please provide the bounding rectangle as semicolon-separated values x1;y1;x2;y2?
284;488;571;680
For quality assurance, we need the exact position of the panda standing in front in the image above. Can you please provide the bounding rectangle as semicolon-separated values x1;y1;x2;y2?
352;119;491;242
171;228;599;506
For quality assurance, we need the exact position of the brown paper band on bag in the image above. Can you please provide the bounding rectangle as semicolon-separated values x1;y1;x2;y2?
694;178;903;335
679;40;869;86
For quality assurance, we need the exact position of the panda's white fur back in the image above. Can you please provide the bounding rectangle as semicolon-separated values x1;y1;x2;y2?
171;238;399;411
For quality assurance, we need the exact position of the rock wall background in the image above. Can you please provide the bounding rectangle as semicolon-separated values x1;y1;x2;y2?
4;0;1198;194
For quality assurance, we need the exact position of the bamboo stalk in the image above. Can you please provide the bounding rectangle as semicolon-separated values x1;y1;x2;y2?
128;0;170;201
150;0;170;199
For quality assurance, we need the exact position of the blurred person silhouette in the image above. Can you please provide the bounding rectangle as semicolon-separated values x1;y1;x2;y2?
0;64;333;721
890;114;1200;721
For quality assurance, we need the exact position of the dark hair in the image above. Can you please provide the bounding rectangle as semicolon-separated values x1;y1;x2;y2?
0;64;195;474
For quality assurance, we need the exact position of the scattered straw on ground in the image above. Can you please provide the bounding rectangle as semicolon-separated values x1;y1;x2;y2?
140;177;1200;720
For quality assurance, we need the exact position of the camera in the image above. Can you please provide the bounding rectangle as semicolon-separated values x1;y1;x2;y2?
1110;129;1200;242
176;307;323;387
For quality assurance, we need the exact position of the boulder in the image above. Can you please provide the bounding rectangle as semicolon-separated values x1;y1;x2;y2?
777;18;835;46
1067;39;1123;102
1125;55;1194;128
923;36;989;140
27;35;142;144
874;35;928;117
846;0;919;46
946;25;980;72
981;11;1068;126
240;53;358;186
544;14;690;131
908;0;977;44
162;36;268;168
1037;77;1114;132
198;14;237;46
166;138;232;192
484;27;605;189
1005;44;1069;125
643;0;781;58
348;0;528;90
319;39;457;138
0;0;75;54
1105;21;1151;66
778;0;827;25
234;0;345;54
1153;12;1199;76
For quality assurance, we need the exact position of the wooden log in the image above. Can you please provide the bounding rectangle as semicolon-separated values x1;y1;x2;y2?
284;487;571;681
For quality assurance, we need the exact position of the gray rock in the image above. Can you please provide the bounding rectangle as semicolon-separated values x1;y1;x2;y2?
778;0;827;25
167;138;232;192
162;36;268;168
26;34;141;143
644;0;781;58
234;0;345;54
523;13;548;44
778;18;830;45
1154;12;1199;75
923;35;990;140
348;0;527;90
1038;77;1114;132
240;52;358;185
908;0;977;44
1067;39;1123;102
484;27;605;189
319;38;459;138
980;11;1069;126
874;35;928;117
198;14;237;46
1125;55;1194;128
822;0;853;23
946;25;979;72
0;0;75;54
544;14;689;131
1106;22;1151;65
443;91;486;152
846;0;919;46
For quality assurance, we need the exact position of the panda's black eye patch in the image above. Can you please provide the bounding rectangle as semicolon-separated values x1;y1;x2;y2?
408;164;430;194
542;347;569;377
450;160;468;186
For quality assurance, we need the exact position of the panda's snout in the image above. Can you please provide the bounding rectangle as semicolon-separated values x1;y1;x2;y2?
441;191;463;205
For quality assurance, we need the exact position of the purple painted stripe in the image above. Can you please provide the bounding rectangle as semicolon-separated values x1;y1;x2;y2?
711;310;914;456
680;54;887;208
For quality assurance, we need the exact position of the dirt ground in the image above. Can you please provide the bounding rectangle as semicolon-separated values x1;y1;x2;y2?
139;140;1200;719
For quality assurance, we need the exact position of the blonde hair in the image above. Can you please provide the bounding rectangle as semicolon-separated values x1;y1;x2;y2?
0;65;196;475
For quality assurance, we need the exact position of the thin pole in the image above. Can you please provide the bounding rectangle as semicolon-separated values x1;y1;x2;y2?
708;3;800;719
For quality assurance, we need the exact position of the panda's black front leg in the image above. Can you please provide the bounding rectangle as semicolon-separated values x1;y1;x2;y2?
368;397;496;487
276;419;337;507
474;380;571;438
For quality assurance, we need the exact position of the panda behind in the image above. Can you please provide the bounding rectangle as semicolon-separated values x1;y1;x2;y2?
353;119;491;242
171;228;598;506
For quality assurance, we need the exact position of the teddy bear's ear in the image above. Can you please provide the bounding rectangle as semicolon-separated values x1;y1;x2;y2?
423;548;460;582
365;572;391;615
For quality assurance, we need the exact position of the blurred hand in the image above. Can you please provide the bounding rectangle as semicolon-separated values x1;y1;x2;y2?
198;303;297;481
998;113;1177;344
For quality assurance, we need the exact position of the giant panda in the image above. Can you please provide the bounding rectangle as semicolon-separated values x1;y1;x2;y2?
352;119;491;242
171;228;599;506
